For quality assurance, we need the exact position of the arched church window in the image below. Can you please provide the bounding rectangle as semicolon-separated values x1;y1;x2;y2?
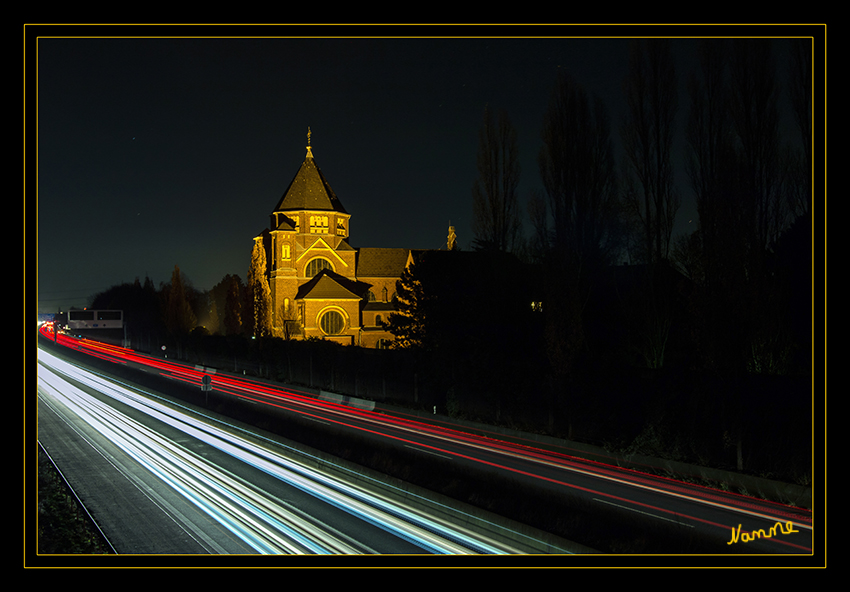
320;310;345;335
310;215;329;233
306;258;333;278
366;290;376;302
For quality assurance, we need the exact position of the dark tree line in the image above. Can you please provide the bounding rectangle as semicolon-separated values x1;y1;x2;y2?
683;38;809;378
385;38;813;479
457;37;811;379
88;266;257;353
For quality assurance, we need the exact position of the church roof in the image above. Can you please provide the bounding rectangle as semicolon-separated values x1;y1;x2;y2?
356;248;410;277
336;239;356;251
272;215;295;232
295;269;367;300
273;134;348;215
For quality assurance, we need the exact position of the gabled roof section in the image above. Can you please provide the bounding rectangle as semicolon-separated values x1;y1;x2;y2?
356;248;411;278
274;136;348;215
297;236;352;269
272;214;295;232
295;269;368;300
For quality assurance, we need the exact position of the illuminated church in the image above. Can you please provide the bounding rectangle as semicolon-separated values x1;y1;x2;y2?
254;130;415;348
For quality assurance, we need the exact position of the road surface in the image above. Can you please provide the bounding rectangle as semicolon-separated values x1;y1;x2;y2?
37;346;552;555
35;325;814;556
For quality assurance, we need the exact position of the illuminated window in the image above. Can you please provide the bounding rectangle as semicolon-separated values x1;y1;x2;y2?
306;258;333;277
320;310;345;335
337;217;346;236
310;215;329;233
281;243;291;260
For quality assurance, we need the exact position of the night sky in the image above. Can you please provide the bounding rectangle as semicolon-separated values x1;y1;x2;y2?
32;24;814;313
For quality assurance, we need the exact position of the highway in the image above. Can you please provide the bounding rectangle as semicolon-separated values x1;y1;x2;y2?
37;345;552;555
35;324;814;556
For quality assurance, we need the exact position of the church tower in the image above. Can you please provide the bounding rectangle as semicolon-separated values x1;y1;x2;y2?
261;129;358;339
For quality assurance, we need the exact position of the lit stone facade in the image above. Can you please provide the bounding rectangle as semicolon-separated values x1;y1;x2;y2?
255;134;410;347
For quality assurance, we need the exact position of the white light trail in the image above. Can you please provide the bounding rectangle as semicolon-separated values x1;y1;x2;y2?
37;349;520;554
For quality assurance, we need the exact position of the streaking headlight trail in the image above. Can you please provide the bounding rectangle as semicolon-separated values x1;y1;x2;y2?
37;349;521;554
37;326;813;554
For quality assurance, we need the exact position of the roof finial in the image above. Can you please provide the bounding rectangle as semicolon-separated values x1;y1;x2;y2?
306;127;313;158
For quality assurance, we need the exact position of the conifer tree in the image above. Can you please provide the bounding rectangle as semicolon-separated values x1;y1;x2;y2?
382;259;429;350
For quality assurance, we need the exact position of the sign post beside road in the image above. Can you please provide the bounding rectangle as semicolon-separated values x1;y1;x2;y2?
201;374;212;403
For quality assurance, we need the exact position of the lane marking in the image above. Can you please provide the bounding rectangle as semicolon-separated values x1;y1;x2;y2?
593;497;694;526
405;445;453;461
303;416;331;426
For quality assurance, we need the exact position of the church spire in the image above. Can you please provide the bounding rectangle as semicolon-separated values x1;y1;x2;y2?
274;129;348;215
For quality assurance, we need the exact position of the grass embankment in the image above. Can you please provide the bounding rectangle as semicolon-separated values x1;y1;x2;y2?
37;447;113;555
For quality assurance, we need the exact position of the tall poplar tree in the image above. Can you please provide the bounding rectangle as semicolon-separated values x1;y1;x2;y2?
788;38;812;217
224;275;244;337
539;72;620;271
621;38;680;265
619;40;682;370
247;238;272;338
471;105;522;253
165;264;196;338
729;38;786;253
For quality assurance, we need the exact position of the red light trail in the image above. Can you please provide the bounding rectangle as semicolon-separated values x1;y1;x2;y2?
37;324;813;554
